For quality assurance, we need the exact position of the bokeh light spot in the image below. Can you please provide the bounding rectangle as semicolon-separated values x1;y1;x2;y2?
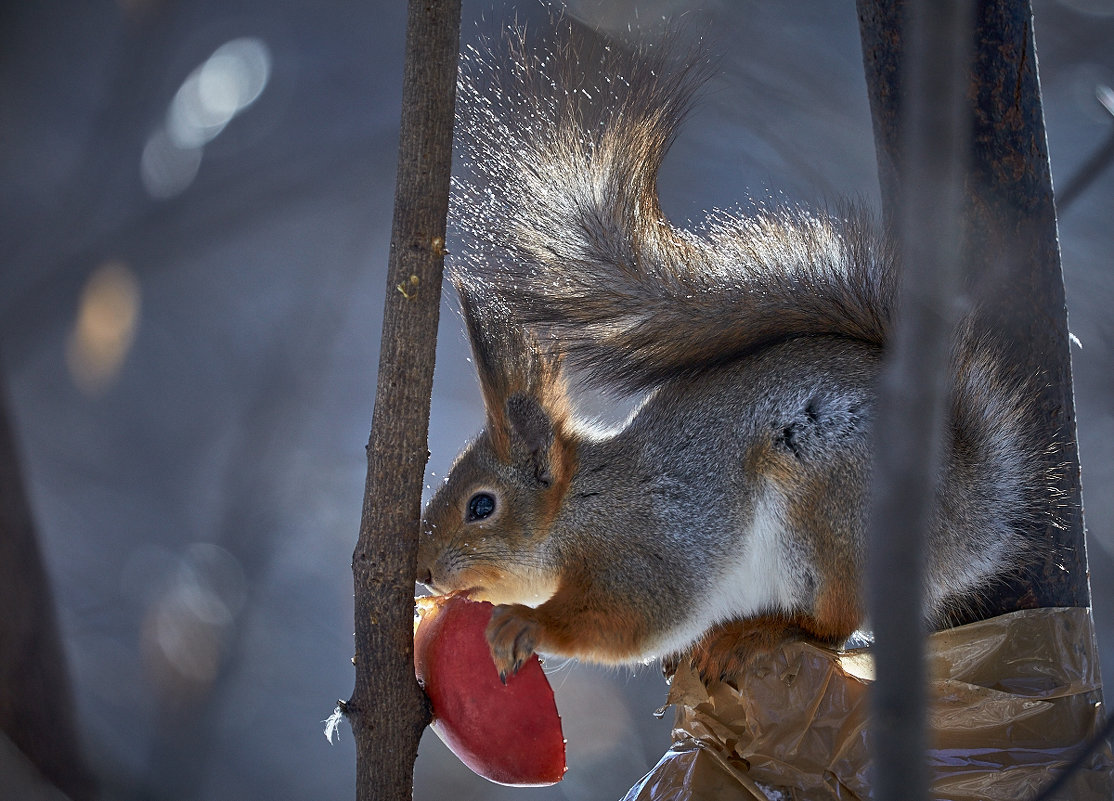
142;36;271;198
67;260;141;396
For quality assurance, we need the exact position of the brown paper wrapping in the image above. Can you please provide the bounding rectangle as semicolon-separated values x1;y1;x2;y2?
623;608;1112;801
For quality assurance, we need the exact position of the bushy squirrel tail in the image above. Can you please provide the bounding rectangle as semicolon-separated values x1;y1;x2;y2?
451;22;896;393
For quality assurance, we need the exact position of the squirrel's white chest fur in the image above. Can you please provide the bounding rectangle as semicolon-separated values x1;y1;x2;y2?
649;490;805;658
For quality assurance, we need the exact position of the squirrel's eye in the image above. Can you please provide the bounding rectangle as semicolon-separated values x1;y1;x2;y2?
467;492;496;521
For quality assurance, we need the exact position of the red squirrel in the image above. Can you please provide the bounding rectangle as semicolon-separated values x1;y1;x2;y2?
416;23;1048;683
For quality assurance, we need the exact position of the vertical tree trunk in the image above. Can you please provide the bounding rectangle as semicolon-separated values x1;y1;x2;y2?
857;0;1102;798
347;1;461;799
0;373;95;801
857;0;1090;614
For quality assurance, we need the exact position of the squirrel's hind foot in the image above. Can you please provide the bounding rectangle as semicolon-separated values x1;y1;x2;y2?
669;614;845;687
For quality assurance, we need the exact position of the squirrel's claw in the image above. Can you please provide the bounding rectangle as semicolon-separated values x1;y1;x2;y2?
661;652;680;679
486;604;539;681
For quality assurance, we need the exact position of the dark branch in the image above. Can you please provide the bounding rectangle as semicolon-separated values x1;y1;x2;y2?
347;1;461;800
0;367;96;801
859;0;1090;615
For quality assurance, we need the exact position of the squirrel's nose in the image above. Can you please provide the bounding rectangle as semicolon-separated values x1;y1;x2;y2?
418;567;433;588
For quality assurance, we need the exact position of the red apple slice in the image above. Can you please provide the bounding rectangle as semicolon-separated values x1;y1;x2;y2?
414;595;567;786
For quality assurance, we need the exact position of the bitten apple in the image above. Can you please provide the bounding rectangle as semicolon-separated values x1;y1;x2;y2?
414;595;567;786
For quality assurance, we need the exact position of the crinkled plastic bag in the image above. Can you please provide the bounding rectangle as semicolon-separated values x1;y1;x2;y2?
623;608;1112;801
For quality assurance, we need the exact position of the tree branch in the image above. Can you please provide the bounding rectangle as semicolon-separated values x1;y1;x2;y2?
858;0;1100;799
858;0;1090;615
0;368;95;801
347;1;461;799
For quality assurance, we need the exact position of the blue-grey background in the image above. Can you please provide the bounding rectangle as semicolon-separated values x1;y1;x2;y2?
2;1;1112;799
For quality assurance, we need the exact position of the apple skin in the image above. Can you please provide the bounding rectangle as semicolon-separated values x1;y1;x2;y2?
414;595;567;786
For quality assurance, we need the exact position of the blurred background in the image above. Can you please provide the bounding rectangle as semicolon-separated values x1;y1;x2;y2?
2;0;1112;799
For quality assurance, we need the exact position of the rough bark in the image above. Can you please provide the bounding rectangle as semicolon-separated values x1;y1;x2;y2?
857;0;1090;615
0;374;95;801
347;1;460;799
857;1;1098;799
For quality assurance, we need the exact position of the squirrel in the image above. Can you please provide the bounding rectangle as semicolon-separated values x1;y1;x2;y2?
416;22;1048;683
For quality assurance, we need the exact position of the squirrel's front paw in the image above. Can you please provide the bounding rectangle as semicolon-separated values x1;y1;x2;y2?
486;604;539;683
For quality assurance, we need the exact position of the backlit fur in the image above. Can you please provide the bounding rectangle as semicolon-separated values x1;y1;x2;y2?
417;22;1052;680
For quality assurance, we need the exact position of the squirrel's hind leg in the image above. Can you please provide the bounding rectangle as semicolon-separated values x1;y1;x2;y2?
677;615;827;684
676;586;861;685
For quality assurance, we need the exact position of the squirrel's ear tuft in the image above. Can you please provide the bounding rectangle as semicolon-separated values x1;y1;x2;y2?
455;277;570;464
507;392;557;486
